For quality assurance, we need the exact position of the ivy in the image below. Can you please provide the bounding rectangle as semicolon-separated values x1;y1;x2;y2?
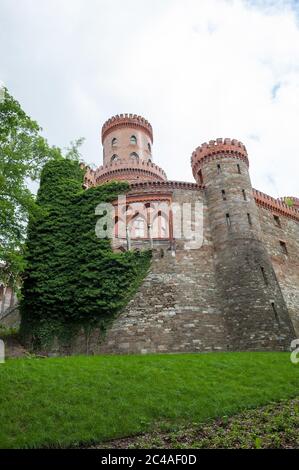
20;159;151;349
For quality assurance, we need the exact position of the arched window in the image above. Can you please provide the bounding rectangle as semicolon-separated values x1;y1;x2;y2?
130;152;139;161
111;137;117;147
148;142;151;152
152;211;168;239
130;135;137;145
132;216;145;238
111;154;119;162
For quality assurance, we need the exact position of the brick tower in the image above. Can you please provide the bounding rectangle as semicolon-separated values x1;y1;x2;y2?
191;138;296;351
92;114;167;185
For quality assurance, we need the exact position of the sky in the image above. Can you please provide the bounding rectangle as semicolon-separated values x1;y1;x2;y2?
1;0;299;198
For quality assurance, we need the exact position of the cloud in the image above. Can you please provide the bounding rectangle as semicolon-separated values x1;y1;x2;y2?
0;0;299;197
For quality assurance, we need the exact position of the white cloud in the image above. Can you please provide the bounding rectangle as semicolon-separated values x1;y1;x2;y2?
1;0;299;197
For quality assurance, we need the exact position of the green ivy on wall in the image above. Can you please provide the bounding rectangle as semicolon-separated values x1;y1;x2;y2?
20;159;151;350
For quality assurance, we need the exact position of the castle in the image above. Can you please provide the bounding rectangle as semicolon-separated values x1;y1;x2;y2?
82;114;299;354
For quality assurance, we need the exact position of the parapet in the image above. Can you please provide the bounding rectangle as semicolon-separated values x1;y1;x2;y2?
277;196;299;212
94;159;167;185
254;190;299;221
101;113;153;143
191;138;249;181
191;138;248;166
129;180;203;191
82;164;96;188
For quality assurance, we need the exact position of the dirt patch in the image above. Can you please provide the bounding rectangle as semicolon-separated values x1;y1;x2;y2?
1;335;28;358
91;397;299;449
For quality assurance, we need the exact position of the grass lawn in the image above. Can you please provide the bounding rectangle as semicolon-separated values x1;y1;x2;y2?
0;352;298;448
102;398;299;449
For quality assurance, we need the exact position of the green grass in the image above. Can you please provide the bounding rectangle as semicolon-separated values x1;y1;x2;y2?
107;398;299;449
0;352;298;448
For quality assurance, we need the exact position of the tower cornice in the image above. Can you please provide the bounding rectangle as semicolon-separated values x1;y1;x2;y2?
101;113;153;144
191;138;249;181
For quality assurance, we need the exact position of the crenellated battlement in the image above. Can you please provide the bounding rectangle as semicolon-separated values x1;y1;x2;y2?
191;138;249;181
191;138;248;165
254;190;299;221
101;113;153;143
95;159;166;177
94;158;167;184
277;196;299;212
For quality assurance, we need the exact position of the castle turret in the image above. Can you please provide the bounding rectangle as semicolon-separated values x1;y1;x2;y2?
191;138;295;350
93;114;167;185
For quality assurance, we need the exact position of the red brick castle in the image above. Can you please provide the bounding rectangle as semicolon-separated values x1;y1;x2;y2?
81;114;299;354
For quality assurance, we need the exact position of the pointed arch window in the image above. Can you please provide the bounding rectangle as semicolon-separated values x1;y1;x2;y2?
130;152;139;161
130;135;137;145
152;211;169;239
111;154;119;162
111;137;117;147
134;217;145;238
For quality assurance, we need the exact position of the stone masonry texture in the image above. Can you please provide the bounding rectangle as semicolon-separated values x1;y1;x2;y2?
56;118;299;355
95;129;298;355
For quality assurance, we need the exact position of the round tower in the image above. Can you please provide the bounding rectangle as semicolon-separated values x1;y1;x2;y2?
94;114;167;185
191;138;295;351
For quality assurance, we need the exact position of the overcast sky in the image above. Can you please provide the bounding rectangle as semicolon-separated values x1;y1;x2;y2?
1;0;299;197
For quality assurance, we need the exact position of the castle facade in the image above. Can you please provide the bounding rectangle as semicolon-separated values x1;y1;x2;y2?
83;114;299;353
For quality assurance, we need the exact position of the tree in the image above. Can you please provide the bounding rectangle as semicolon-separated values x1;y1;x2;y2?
0;88;83;289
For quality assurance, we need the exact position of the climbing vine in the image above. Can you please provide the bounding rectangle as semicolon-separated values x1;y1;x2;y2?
20;159;151;349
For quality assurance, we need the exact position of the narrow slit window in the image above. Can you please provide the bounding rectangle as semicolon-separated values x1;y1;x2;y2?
217;163;221;174
221;189;226;200
261;266;268;285
273;215;281;227
197;169;203;185
242;189;247;201
226;213;231;227
279;240;288;255
237;163;241;174
271;302;280;324
247;213;252;225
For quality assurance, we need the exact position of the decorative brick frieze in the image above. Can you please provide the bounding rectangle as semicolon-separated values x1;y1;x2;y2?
101;113;153;143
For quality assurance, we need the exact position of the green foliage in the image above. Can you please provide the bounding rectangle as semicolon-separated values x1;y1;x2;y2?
0;89;61;284
284;197;294;208
0;324;19;338
20;159;151;348
0;353;298;448
125;397;299;449
64;137;86;161
0;88;85;288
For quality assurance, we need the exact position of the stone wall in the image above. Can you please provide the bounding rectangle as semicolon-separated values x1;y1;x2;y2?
99;181;298;354
99;245;227;354
24;183;298;357
99;186;229;353
257;206;299;336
